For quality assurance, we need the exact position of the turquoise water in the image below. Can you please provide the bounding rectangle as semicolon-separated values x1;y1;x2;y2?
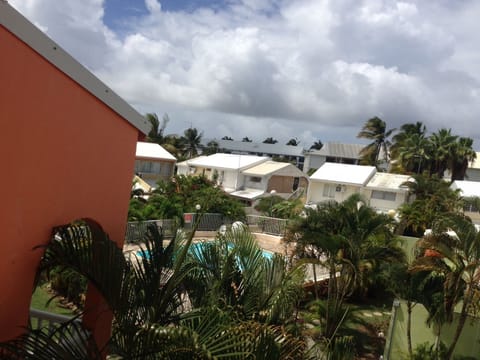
137;242;274;260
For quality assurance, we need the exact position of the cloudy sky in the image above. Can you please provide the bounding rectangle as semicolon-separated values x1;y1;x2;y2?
9;0;480;148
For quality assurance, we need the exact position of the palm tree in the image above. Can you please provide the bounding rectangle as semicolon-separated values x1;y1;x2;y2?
146;113;169;144
181;127;203;159
398;175;463;236
410;216;480;359
449;137;477;181
263;137;278;144
309;140;323;150
286;138;299;146
183;226;305;326
390;122;427;159
286;195;405;345
428;128;458;178
357;116;395;166
221;136;233;141
1;219;308;359
242;137;252;142
202;140;219;155
395;133;431;174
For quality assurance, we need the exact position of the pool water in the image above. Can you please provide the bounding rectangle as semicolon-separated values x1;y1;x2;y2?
137;242;274;260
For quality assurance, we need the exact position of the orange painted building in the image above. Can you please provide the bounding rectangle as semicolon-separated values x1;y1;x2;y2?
0;2;149;346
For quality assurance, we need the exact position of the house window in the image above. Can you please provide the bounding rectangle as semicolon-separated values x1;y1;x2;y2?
249;176;262;183
323;184;335;198
135;160;159;174
371;190;396;201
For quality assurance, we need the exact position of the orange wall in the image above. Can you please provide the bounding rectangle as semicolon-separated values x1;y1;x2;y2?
0;26;139;342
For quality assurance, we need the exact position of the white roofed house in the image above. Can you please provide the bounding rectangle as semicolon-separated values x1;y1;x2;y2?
306;163;376;204
450;180;480;224
177;153;308;204
134;142;177;187
364;173;412;214
177;153;269;193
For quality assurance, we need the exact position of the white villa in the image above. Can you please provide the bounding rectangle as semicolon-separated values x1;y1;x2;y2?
307;163;412;214
177;153;308;203
306;163;376;204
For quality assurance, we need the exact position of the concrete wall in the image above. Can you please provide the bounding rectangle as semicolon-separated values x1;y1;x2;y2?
363;189;408;213
307;181;361;204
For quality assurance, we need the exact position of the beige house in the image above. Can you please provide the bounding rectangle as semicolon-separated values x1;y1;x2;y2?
306;163;376;204
134;142;176;187
364;173;412;214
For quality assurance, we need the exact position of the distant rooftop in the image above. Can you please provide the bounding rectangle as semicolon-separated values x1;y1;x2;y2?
136;142;176;161
310;163;376;186
207;139;305;157
308;142;364;159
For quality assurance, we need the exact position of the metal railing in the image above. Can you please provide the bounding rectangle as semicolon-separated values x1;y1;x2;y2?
246;215;288;236
29;308;78;332
125;219;177;243
126;214;287;243
183;213;232;232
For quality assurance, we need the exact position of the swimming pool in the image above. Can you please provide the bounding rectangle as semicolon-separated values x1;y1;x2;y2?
137;242;274;260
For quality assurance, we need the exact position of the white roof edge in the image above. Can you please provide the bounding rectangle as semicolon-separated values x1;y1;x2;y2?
0;2;149;135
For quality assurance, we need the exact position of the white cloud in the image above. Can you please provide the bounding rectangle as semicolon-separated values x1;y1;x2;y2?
8;0;480;147
145;0;161;13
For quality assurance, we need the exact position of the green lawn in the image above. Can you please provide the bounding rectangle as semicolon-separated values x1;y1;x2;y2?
30;285;74;316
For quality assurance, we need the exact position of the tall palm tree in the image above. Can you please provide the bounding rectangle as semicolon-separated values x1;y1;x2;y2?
398;175;463;236
449;137;477;181
410;216;480;359
357;116;395;166
390;122;427;159
286;195;405;342
146;113;169;144
396;133;431;174
181;127;203;159
428;128;458;178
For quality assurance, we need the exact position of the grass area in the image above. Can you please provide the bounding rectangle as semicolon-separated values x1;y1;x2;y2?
30;284;74;316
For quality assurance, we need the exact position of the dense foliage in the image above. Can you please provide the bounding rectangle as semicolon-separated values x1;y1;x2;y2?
128;175;246;222
1;219;309;359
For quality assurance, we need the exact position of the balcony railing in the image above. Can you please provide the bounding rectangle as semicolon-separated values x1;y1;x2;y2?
29;308;78;333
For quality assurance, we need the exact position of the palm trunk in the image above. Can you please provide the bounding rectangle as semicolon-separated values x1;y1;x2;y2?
312;263;319;300
446;287;474;359
407;300;413;358
434;322;442;357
